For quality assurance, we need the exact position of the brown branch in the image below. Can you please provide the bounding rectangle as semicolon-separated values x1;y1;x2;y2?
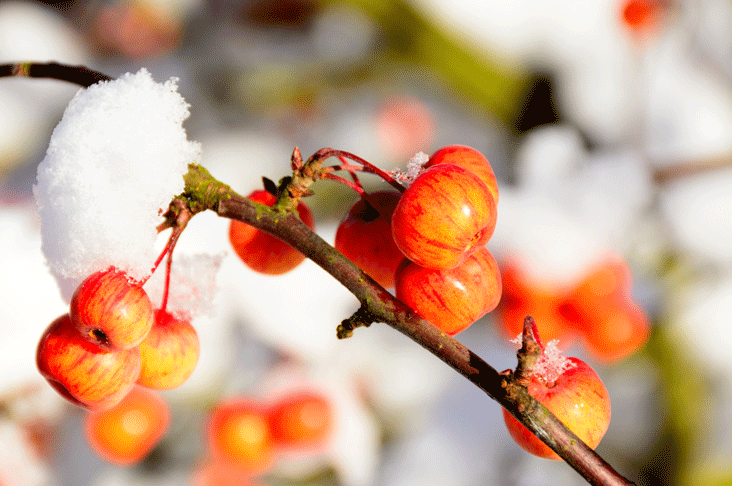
206;167;635;486
0;62;113;87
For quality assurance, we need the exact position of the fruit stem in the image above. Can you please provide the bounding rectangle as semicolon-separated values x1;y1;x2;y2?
278;148;405;214
322;171;367;195
328;149;406;193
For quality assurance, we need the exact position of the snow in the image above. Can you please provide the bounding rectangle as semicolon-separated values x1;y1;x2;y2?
34;68;201;302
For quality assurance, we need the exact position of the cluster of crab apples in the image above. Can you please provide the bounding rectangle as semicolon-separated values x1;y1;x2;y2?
230;145;503;337
227;144;612;461
36;266;200;411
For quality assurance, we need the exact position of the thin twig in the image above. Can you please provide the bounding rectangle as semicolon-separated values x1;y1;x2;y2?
0;62;112;87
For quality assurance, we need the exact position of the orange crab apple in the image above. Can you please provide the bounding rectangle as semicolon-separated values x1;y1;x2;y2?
335;190;403;288
563;256;650;361
36;314;141;410
229;189;315;275
569;256;632;312
583;300;650;363
267;392;332;450
137;309;200;390
502;355;611;460
395;246;502;335
84;386;170;465
425;145;498;204
391;164;497;270
208;398;275;475
498;261;577;344
70;266;154;351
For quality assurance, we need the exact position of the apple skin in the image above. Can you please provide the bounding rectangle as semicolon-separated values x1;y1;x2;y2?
84;386;170;465
395;246;502;335
229;190;315;275
70;267;154;351
137;309;200;390
36;314;141;411
335;190;403;288
425;145;499;204
501;357;611;460
208;398;275;475
391;164;497;270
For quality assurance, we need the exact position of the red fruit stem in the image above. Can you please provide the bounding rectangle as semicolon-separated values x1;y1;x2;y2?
322;172;367;195
324;149;406;193
141;236;173;286
160;219;186;313
338;155;366;192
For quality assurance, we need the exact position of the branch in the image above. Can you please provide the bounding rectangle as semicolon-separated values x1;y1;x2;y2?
185;164;635;486
0;62;113;87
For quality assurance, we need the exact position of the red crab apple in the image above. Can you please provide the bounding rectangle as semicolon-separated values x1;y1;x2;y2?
137;309;200;390
391;164;497;270
70;266;154;351
502;356;611;460
267;392;333;450
395;246;502;335
229;189;315;275
425;145;498;204
36;314;141;410
335;190;403;288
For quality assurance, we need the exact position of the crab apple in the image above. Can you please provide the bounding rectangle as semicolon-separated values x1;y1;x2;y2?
564;257;650;361
229;190;315;275
582;301;650;363
267;392;332;450
84;386;170;465
36;314;141;410
569;256;632;310
395;246;502;335
137;309;200;390
208;398;275;475
392;164;497;270
502;357;611;460
425;145;498;204
335;191;403;288
622;0;661;30
498;261;577;344
70;266;154;351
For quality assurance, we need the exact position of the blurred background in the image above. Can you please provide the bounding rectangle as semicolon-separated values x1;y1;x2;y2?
2;0;732;485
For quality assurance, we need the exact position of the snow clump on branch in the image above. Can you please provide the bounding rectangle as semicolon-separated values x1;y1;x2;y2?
33;68;201;302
